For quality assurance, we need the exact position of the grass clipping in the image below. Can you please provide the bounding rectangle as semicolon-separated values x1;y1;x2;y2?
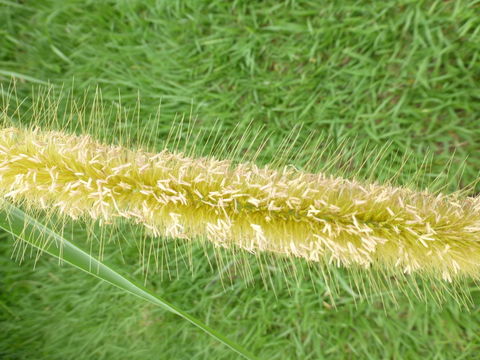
1;126;479;283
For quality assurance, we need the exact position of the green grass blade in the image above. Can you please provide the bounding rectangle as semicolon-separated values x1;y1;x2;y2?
0;202;257;360
0;70;49;85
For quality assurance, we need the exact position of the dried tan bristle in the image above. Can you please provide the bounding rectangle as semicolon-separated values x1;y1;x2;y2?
1;126;479;282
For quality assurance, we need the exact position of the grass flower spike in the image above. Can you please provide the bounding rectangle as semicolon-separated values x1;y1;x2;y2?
1;126;479;282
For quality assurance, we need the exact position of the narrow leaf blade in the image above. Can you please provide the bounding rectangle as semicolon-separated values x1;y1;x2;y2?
0;202;256;360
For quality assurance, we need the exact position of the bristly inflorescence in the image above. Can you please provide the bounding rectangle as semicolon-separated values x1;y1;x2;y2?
1;126;480;282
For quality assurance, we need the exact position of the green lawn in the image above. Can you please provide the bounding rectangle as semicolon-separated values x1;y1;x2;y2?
1;0;480;359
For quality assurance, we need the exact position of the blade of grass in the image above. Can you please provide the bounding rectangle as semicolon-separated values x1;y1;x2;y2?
0;70;49;85
0;202;257;360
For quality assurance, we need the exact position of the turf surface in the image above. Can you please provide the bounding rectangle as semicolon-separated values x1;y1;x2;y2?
1;0;480;359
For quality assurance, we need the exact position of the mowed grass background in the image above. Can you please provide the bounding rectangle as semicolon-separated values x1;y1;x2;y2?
1;0;480;359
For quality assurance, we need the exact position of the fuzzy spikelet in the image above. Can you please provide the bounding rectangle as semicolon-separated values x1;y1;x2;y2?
1;126;479;281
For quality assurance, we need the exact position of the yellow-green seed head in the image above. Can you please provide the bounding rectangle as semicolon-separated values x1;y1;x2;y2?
1;126;479;282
